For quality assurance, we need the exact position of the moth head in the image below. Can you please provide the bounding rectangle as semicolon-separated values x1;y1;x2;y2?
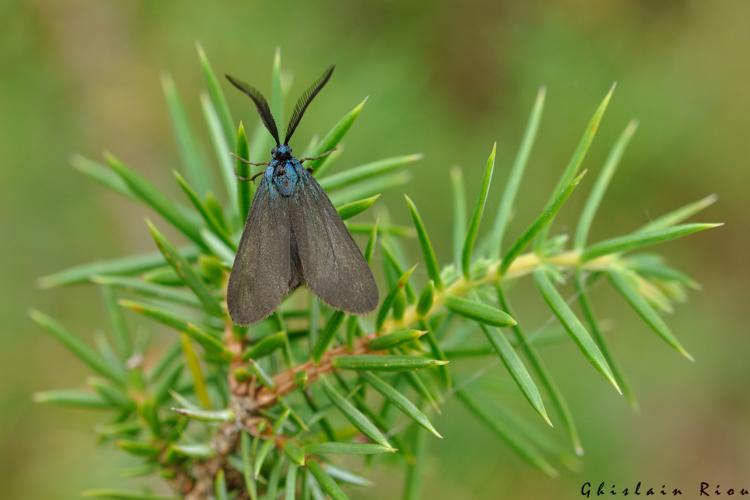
272;144;293;161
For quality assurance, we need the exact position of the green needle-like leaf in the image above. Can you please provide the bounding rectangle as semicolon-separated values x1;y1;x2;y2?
319;154;422;191
313;311;346;362
172;406;234;422
200;94;237;210
404;194;443;289
306;460;349;500
444;296;516;327
477;322;552;426
119;300;228;356
462;142;496;277
533;268;621;393
30;310;126;384
243;331;287;361
151;360;183;404
214;469;229;500
283;441;306;467
170;443;215;459
332;355;448;372
174;170;234;248
201;229;235;266
574;273;638;410
162;74;211;194
330;172;411;207
197;42;234;146
380;241;417;302
497;286;583;455
101;285;132;359
336;194;380;220
285;464;299;500
575;120;638;248
325;465;373;487
361;371;442;438
304;442;396;456
72;155;132;197
347;222;414;238
33;389;108;410
367;329;426;351
450;167;467;270
147;220;223;316
582;223;721;262
271;47;284;126
254;440;274;479
105;153;204;246
117;440;160;457
266;455;285;500
403;425;426;500
93;275;201;308
242;432;260;499
457;390;558;477
607;269;693;360
309;98;368;176
235;122;253;224
89;378;134;411
500;170;586;275
38;247;199;288
376;264;417;331
416;281;434;317
320;377;391;448
535;83;615;249
491;87;545;255
637;194;718;233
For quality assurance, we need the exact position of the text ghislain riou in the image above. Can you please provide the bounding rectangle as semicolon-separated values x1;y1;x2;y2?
582;481;749;497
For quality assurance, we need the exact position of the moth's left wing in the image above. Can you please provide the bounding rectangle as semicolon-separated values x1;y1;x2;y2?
227;178;299;325
290;168;378;314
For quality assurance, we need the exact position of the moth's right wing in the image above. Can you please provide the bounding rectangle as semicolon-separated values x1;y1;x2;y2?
227;178;297;325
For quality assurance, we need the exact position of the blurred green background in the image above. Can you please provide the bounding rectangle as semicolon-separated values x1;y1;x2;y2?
2;0;747;498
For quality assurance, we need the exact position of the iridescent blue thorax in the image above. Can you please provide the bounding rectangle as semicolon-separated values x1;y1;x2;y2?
265;145;304;197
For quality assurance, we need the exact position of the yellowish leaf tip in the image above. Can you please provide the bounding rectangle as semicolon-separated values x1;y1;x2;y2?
160;73;175;91
542;411;554;428
625;119;639;135
573;169;588;185
27;308;43;322
102;150;118;165
274;46;282;65
355;96;370;112
611;377;623;396
681;348;695;362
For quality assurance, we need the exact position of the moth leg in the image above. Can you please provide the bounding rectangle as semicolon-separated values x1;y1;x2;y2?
230;152;270;167
235;169;266;182
298;147;337;164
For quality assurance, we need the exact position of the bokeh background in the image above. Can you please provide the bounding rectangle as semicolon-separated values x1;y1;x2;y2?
2;1;748;498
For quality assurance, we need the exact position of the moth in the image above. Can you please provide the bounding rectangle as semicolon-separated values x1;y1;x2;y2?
225;65;379;325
